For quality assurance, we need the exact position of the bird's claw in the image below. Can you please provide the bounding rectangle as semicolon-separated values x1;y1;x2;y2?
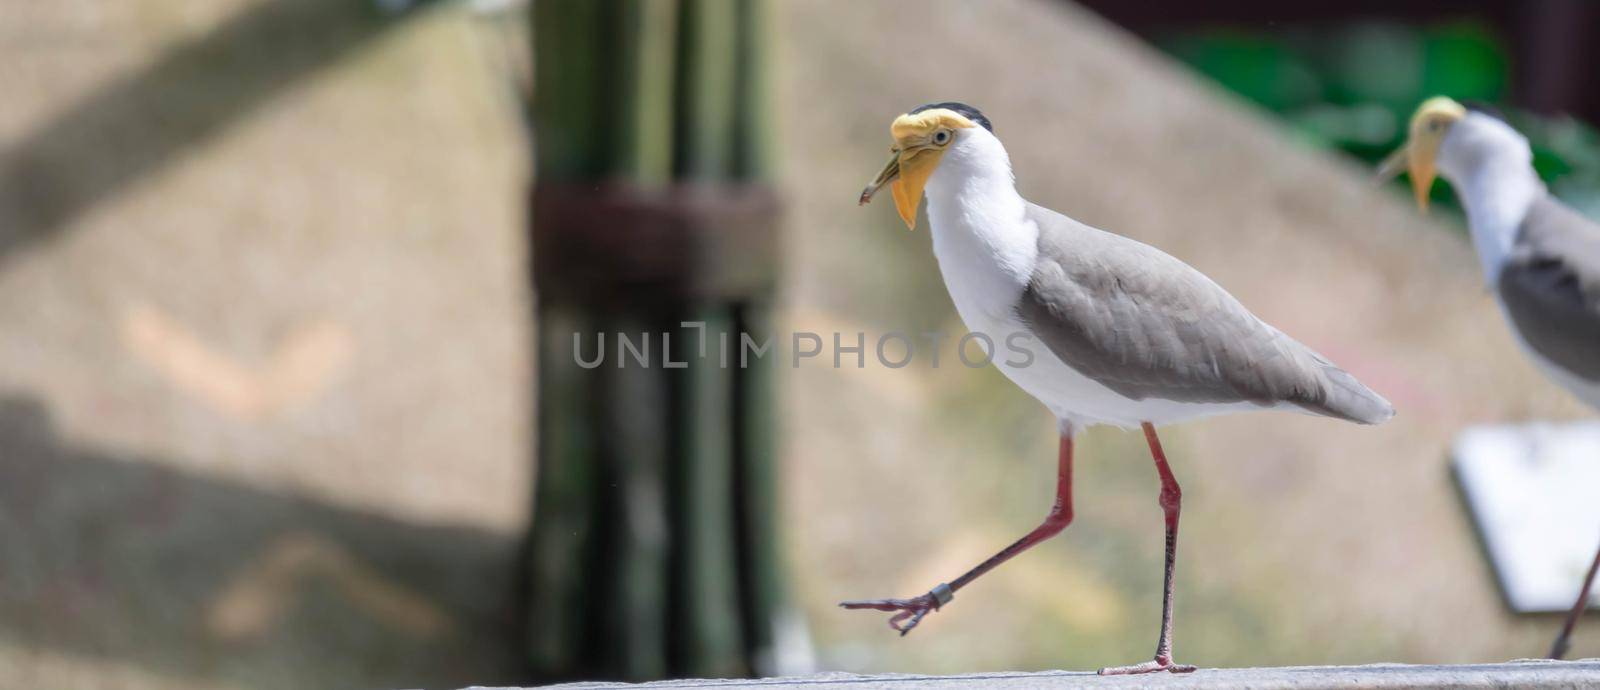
839;592;942;636
1097;658;1198;675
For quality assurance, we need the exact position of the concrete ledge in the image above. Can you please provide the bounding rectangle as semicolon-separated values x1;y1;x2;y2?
481;659;1600;690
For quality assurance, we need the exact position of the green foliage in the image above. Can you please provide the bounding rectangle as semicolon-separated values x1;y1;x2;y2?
1163;32;1321;112
1157;20;1600;220
1418;23;1506;102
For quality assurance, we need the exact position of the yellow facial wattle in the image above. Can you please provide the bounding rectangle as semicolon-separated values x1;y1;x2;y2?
858;108;979;230
1377;96;1467;212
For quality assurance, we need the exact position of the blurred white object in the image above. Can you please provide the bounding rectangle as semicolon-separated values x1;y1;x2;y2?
470;0;527;15
1454;422;1600;613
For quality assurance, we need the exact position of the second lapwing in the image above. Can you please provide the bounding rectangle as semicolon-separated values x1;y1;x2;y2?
1381;96;1600;660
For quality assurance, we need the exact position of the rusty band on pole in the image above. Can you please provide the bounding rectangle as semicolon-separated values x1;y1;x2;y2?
532;183;781;306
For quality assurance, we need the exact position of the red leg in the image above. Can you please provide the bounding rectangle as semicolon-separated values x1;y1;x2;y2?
1099;423;1197;675
840;430;1075;635
1550;535;1600;659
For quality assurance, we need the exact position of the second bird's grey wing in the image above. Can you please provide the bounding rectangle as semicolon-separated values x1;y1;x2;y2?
1496;194;1600;382
1015;203;1392;424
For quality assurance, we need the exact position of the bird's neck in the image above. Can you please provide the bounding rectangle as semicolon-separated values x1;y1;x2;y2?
924;151;1036;324
1439;115;1544;283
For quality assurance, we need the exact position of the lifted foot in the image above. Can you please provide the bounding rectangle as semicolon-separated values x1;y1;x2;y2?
839;584;953;636
1098;658;1198;675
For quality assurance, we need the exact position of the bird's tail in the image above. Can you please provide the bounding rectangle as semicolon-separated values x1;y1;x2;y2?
1312;365;1395;425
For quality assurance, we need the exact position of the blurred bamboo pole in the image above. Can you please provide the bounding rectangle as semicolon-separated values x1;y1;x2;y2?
675;309;744;676
616;0;678;182
524;0;788;682
525;0;602;676
731;0;773;180
526;309;597;673
677;0;737;179
598;313;671;679
597;0;678;678
529;0;603;182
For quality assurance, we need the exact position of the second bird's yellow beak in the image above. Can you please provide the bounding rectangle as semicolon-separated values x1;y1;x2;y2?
1377;96;1467;212
1377;138;1441;212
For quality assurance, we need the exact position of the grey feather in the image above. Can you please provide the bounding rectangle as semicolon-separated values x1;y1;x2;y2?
1015;203;1393;424
1497;194;1600;382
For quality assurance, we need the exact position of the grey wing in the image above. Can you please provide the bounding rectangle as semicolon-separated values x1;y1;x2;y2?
1016;203;1393;424
1496;195;1600;382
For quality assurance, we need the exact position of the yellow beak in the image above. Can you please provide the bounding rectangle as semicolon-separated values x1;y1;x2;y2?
1378;96;1465;213
859;147;943;230
859;107;979;229
1377;142;1438;212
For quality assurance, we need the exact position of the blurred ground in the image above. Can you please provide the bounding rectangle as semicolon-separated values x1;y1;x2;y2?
2;0;1598;688
512;660;1600;690
0;1;529;688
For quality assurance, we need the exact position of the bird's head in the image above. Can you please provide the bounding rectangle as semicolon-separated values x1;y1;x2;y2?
859;102;994;230
1378;96;1467;212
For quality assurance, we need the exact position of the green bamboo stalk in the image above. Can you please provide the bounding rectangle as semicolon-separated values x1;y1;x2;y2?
533;0;605;181
529;0;785;680
527;310;601;676
675;310;747;677
597;315;672;680
733;302;785;672
730;0;783;666
731;0;774;181
528;1;607;679
677;0;739;180
614;0;679;183
592;0;678;676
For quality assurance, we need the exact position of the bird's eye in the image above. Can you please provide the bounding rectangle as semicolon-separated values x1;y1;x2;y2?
1428;120;1443;132
932;129;951;145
